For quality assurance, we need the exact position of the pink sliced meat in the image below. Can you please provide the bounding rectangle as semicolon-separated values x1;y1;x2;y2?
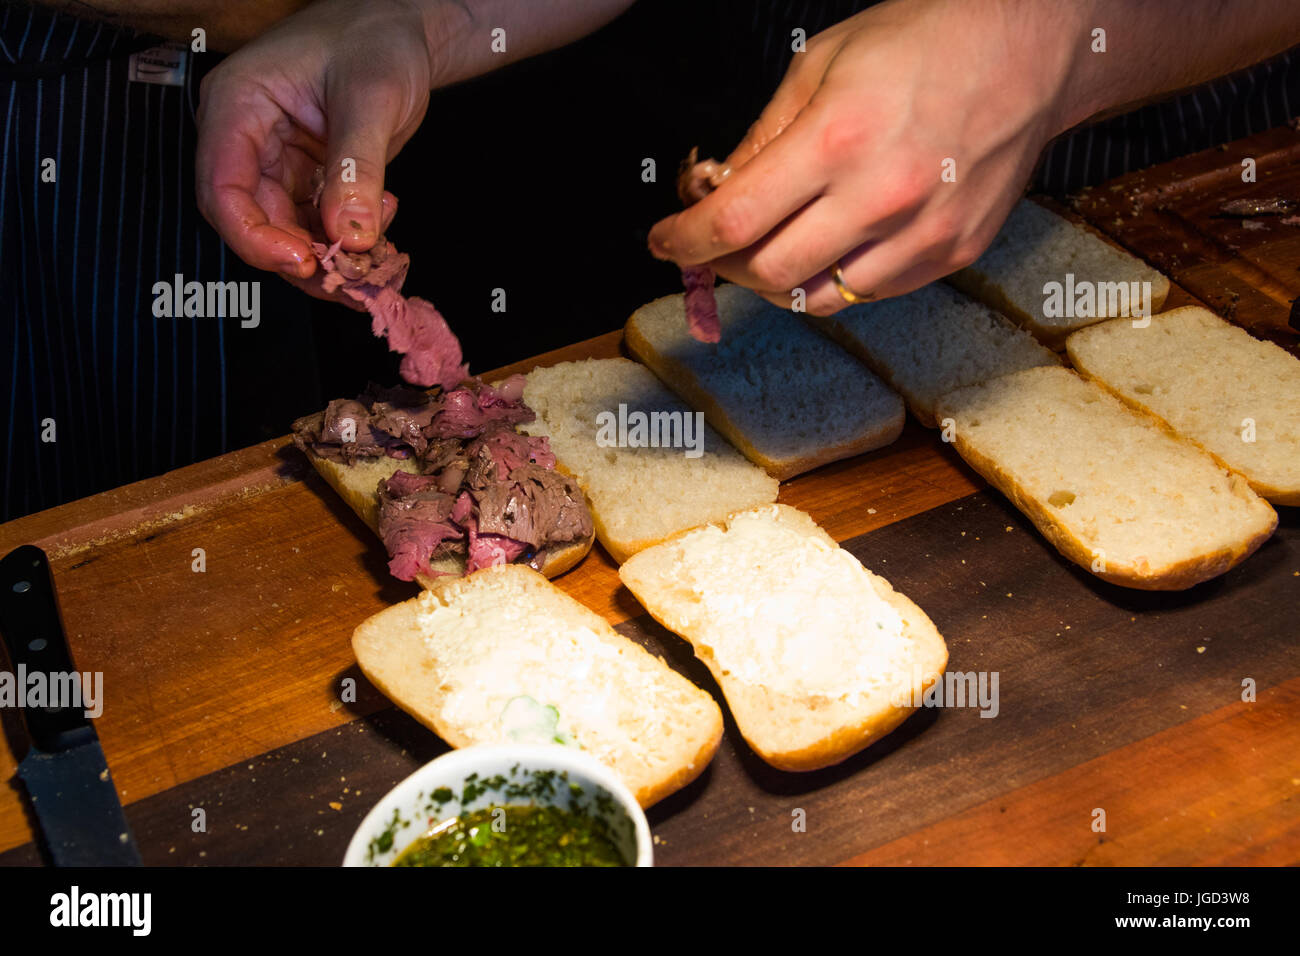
311;238;467;391
464;515;530;573
674;147;733;344
680;264;721;343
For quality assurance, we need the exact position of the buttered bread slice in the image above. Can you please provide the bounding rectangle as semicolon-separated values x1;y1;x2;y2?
619;504;949;772
352;564;724;807
934;366;1277;589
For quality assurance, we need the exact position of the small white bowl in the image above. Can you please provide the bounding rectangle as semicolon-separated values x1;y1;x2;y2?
343;744;652;867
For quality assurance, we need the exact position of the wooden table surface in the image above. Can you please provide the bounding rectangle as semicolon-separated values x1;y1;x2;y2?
1;129;1298;867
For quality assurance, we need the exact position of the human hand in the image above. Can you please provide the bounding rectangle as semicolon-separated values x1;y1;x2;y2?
195;0;433;300
648;0;1083;315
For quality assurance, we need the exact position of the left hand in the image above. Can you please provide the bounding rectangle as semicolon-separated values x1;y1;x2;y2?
647;0;1082;315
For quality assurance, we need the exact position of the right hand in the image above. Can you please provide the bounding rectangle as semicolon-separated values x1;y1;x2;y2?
195;0;433;299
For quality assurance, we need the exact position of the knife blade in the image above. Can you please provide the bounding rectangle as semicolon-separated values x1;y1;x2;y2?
0;544;141;866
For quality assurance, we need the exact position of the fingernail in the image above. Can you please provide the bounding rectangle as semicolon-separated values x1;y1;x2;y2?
278;254;307;278
379;193;398;231
339;203;375;242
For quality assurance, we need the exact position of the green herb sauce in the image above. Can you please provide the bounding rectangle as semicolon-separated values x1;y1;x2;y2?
392;804;628;867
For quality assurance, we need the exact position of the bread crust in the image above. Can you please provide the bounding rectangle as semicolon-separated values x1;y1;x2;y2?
295;431;594;587
619;505;949;772
513;359;780;565
625;302;904;479
1067;311;1300;507
351;565;724;807
944;208;1172;351
933;380;1278;590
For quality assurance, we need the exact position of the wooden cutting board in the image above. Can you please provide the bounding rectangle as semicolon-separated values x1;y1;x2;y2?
1;127;1299;866
1068;123;1300;355
3;492;1295;867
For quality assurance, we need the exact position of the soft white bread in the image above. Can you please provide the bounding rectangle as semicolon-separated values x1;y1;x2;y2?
293;415;593;589
518;358;779;564
625;284;905;479
948;199;1170;349
1066;307;1300;506
933;367;1277;590
805;281;1059;427
619;504;949;772
351;564;724;807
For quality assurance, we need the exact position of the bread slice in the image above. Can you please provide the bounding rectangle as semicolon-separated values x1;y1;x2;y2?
351;563;724;807
948;199;1170;349
624;284;904;479
1066;307;1300;506
517;358;780;563
933;366;1277;590
619;504;949;772
805;281;1059;427
293;412;593;589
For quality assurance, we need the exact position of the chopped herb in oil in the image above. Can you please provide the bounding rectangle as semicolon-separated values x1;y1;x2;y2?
392;804;627;867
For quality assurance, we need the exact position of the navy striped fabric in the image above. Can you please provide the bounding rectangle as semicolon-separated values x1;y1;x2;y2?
1;4;232;521
1;3;324;523
1037;51;1299;193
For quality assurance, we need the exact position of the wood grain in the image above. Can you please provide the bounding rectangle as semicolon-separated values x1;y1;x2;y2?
4;125;1300;865
4;491;1294;867
1070;124;1300;353
841;677;1300;866
0;336;983;856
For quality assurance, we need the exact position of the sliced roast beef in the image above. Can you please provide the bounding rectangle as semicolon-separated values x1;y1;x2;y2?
294;398;411;462
312;235;468;391
680;264;721;343
473;464;592;549
430;376;534;439
674;148;732;344
464;422;557;488
299;375;592;582
376;471;464;581
463;514;531;573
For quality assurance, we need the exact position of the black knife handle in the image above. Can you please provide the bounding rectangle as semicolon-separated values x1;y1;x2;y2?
0;545;93;751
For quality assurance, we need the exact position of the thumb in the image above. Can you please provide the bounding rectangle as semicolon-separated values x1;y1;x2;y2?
318;81;401;252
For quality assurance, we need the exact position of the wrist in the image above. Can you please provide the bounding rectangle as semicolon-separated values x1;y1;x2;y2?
1030;0;1111;134
412;0;480;89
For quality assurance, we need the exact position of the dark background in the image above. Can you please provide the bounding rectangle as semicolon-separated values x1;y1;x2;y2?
0;0;865;522
300;0;777;410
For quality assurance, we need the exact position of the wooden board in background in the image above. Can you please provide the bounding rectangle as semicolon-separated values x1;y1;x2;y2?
1070;123;1300;354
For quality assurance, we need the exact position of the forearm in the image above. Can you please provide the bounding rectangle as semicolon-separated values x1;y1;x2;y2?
416;0;636;88
1050;0;1300;130
38;0;313;50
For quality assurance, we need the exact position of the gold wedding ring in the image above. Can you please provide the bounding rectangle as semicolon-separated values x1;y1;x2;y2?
831;260;875;304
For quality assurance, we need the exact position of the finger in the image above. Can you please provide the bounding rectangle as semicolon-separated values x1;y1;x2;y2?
755;258;945;316
708;194;919;293
318;76;403;251
280;270;368;310
648;103;831;266
379;191;398;233
195;83;316;276
800;233;949;316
